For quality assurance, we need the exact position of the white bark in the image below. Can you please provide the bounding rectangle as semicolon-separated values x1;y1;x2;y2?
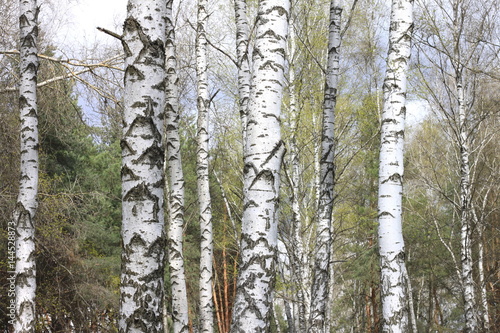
14;1;39;331
119;1;167;332
233;0;251;147
457;78;477;332
229;1;290;331
287;21;309;333
308;1;341;332
165;1;190;331
377;0;413;331
196;0;214;331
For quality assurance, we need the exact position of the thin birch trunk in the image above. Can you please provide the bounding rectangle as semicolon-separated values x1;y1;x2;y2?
196;0;214;331
376;0;413;331
233;0;251;147
119;1;166;332
288;17;308;333
229;1;290;331
308;1;341;331
13;1;39;331
165;1;190;331
457;78;477;332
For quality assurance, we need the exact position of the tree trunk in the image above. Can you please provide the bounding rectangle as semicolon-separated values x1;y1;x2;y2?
233;0;251;148
165;1;190;331
196;0;214;331
13;1;39;331
376;0;413;331
119;1;166;332
287;16;309;333
308;1;341;332
457;76;477;332
229;1;290;331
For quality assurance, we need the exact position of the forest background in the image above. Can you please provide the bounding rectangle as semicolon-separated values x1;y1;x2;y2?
1;0;499;332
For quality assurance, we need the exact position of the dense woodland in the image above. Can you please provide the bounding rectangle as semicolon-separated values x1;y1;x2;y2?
1;0;499;332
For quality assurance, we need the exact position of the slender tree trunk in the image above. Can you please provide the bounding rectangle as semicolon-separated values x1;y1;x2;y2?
196;0;214;331
119;1;166;332
229;1;290;331
287;17;309;333
308;1;341;332
233;0;251;147
13;1;39;331
456;76;477;332
376;0;413;331
165;1;190;332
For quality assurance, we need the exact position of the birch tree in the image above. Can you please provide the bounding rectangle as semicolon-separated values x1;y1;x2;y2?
165;0;190;331
119;0;166;332
13;0;39;331
229;0;290;331
196;0;214;331
308;1;341;332
377;0;413;331
234;0;251;146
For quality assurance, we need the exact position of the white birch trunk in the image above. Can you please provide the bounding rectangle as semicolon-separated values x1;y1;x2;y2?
119;1;167;332
14;1;39;331
196;0;214;331
308;1;341;332
457;79;477;332
229;1;290;331
288;22;309;333
377;0;413;331
233;0;251;147
165;1;190;331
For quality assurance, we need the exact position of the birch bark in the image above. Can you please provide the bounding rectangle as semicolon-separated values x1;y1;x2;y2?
13;1;39;331
196;0;214;331
165;1;190;331
229;0;290;331
119;1;167;332
233;0;251;147
457;76;477;332
287;20;309;333
308;1;341;332
376;0;413;331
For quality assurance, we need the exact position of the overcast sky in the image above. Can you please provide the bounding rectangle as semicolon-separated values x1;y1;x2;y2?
53;0;127;51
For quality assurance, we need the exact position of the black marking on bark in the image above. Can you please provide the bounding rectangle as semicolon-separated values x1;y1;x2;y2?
261;140;285;167
126;65;146;81
121;139;137;155
378;211;395;218
381;172;402;184
133;145;164;169
121;165;140;181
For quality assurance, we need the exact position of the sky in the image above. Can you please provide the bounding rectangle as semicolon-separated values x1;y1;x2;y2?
53;0;127;52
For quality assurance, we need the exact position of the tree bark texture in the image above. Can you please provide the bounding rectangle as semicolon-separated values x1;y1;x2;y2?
377;0;413;332
287;19;309;333
196;0;214;331
229;1;290;331
165;0;190;331
308;1;341;332
234;0;251;148
457;77;477;332
119;1;166;332
13;1;39;332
